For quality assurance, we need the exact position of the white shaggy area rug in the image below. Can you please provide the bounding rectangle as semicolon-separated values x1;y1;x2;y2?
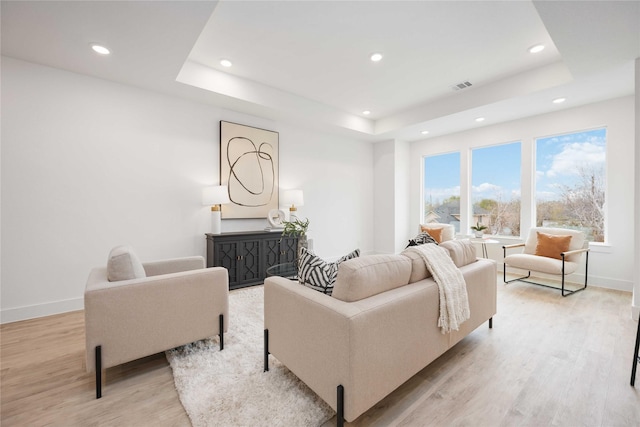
166;286;335;427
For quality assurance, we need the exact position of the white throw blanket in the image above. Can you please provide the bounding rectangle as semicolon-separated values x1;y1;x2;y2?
407;244;470;333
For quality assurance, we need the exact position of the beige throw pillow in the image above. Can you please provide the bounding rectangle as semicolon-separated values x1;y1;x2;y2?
107;245;146;281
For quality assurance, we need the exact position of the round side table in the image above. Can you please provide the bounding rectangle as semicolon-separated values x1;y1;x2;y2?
470;238;499;258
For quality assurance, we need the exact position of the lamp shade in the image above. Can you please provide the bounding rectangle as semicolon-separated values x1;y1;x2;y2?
202;186;230;206
283;189;304;208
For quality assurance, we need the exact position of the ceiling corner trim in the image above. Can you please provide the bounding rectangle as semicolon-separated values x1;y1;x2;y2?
176;60;375;135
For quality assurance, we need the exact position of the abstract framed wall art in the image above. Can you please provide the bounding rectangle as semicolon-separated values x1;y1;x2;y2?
220;121;279;219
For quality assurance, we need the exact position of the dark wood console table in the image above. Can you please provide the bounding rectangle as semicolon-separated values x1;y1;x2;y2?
206;230;297;290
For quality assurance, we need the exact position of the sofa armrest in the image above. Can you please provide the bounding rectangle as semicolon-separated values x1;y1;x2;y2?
264;276;449;422
142;256;205;276
264;277;357;412
85;266;228;372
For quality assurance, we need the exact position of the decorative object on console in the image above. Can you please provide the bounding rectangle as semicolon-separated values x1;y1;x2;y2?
220;121;279;219
202;186;230;234
283;189;304;221
297;247;360;295
470;221;488;238
266;208;286;230
281;217;310;256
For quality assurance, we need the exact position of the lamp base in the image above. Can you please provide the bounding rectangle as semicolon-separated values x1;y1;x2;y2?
211;210;222;234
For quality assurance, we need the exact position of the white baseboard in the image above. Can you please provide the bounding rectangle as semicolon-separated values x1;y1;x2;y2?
1;297;84;324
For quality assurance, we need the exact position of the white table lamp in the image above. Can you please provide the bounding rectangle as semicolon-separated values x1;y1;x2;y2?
202;186;230;234
283;189;303;221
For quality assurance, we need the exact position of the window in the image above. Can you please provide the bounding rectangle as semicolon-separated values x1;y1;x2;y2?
471;142;521;236
535;128;606;242
423;152;460;232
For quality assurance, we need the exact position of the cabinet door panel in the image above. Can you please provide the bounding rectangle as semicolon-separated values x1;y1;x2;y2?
239;239;261;284
214;241;238;284
281;237;298;263
263;238;282;271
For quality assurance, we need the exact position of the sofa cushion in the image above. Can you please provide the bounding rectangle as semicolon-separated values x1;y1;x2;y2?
400;247;434;283
107;245;146;282
439;239;477;267
332;255;411;302
298;247;360;295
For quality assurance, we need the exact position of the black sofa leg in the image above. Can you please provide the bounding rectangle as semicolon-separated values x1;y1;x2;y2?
631;317;640;386
95;345;102;399
337;385;344;427
489;317;493;329
219;314;224;351
264;329;269;372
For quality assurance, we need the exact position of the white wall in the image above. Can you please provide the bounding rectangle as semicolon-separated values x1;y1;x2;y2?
410;96;636;296
1;57;374;323
372;139;412;254
634;57;640;319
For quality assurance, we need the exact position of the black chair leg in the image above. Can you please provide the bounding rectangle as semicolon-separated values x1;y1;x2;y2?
264;329;269;372
95;345;102;399
489;317;493;329
631;317;640;386
337;385;344;427
219;314;224;351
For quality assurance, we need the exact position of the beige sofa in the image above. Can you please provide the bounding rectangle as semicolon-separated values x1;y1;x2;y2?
85;249;229;398
264;242;496;425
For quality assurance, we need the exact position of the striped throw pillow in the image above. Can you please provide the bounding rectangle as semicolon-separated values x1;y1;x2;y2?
298;247;360;295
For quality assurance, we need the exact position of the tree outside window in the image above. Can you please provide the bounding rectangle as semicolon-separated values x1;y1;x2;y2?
535;128;606;242
423;152;461;232
471;142;521;236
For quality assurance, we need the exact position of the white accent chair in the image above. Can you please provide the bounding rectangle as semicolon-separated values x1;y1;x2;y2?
502;227;589;296
84;246;229;398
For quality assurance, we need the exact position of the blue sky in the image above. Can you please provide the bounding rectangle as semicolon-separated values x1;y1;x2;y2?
423;128;606;204
535;128;606;201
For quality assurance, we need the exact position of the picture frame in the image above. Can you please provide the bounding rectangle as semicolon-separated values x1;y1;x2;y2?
220;121;279;219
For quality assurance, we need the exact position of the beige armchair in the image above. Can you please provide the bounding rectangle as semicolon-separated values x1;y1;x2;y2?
503;227;589;296
84;246;229;398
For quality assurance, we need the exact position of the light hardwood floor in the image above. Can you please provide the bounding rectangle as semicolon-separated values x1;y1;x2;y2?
2;276;639;426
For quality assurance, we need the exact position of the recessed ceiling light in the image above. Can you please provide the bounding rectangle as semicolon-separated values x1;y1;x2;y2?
552;97;566;104
220;59;232;68
421;130;429;135
370;53;383;62
90;44;110;55
528;44;545;54
475;117;485;122
362;110;371;115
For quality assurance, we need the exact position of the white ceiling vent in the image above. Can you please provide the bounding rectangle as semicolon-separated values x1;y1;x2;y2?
452;81;473;91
